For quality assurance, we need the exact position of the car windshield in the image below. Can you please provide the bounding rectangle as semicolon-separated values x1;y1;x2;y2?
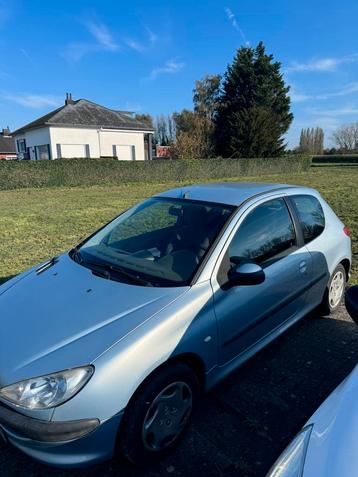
71;197;234;287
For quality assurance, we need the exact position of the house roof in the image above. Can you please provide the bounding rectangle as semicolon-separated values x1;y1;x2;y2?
0;135;16;153
12;98;155;135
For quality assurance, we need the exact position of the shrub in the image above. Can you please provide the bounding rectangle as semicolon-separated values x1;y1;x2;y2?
0;156;311;191
312;155;358;164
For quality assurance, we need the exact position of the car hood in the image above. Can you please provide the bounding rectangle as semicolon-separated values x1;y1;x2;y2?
303;364;358;477
0;254;188;387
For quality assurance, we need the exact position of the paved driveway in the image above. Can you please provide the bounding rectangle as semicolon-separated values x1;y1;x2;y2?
1;305;357;477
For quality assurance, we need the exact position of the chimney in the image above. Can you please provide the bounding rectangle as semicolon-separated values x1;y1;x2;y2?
1;127;10;137
65;92;75;105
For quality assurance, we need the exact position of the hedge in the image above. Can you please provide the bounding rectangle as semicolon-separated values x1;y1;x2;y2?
312;154;358;164
0;156;311;191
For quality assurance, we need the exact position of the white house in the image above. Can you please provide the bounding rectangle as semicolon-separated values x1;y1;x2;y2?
12;94;154;161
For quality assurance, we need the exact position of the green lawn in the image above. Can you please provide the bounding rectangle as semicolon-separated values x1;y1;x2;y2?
0;167;357;284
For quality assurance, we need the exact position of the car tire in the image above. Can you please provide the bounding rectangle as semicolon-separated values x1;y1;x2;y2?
119;362;199;466
319;264;346;315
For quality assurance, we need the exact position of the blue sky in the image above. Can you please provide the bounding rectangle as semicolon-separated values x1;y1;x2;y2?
1;0;358;148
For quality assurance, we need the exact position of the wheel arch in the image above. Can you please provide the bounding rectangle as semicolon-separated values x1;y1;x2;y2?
340;258;351;281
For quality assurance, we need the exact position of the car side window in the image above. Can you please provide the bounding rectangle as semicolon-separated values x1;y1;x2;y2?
291;195;325;244
228;198;297;268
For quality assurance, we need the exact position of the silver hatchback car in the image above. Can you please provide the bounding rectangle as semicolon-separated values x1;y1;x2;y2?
0;182;352;468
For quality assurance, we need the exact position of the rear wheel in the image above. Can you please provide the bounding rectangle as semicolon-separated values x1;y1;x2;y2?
319;264;346;315
119;362;199;465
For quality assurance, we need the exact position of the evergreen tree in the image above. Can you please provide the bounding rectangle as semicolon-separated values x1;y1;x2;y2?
215;42;293;157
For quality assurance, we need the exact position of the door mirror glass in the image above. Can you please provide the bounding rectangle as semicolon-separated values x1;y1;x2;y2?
228;262;265;287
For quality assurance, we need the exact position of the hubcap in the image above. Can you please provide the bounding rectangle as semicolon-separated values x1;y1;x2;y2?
142;382;193;451
329;271;345;309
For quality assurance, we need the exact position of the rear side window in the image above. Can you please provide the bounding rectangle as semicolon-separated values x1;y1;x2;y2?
291;195;325;244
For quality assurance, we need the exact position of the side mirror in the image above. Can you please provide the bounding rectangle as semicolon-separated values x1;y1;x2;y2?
228;262;265;287
345;285;358;325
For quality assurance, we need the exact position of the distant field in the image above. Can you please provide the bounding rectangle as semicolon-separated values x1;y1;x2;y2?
0;167;357;284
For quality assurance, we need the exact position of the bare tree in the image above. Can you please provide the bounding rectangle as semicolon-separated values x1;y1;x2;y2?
299;127;324;154
154;115;175;146
331;122;358;151
193;74;221;121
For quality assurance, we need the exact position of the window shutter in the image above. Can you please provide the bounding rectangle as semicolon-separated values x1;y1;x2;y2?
132;145;136;161
56;144;62;159
85;144;90;158
112;145;117;158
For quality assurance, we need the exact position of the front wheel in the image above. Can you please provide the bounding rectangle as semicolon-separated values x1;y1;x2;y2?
319;264;346;315
119;362;199;465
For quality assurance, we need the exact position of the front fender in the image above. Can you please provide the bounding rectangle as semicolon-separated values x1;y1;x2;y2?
52;281;216;422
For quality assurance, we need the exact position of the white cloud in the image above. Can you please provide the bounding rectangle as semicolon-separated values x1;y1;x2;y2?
225;8;249;45
62;18;119;62
125;27;159;54
85;20;119;51
290;90;312;103
290;82;358;103
146;59;185;81
306;105;358;116
62;42;98;62
308;116;341;131
146;27;158;46
2;92;62;108
286;54;358;73
125;38;145;53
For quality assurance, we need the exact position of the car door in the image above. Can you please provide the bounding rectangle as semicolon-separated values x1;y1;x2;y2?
211;196;313;365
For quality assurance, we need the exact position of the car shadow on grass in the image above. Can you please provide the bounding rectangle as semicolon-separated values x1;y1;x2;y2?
1;307;357;477
0;276;14;286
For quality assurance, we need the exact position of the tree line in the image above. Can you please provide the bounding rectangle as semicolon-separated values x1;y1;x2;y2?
136;42;358;158
137;42;293;159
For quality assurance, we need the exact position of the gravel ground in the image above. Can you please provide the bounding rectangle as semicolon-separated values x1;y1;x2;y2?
1;304;357;477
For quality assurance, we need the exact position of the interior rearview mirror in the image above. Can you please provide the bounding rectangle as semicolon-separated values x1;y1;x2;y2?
228;262;265;287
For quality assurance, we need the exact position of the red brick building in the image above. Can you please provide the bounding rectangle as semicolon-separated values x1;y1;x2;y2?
0;128;16;160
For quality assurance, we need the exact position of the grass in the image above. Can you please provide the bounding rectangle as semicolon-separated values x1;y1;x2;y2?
0;167;357;284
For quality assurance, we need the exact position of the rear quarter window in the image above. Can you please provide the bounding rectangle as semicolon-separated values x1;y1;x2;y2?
291;195;325;244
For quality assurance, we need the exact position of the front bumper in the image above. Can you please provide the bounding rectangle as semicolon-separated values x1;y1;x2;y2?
0;403;123;468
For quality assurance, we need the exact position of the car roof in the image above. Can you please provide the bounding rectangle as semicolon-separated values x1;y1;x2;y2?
155;182;310;207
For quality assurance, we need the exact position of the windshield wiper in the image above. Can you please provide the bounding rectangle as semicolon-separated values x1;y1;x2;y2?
70;246;84;264
83;259;152;287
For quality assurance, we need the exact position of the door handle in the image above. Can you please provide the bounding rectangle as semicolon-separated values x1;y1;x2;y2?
299;260;307;274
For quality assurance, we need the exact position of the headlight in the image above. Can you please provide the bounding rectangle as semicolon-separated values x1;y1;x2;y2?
266;425;313;477
0;366;94;410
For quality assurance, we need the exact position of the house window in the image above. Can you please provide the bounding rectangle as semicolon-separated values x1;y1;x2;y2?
17;139;26;153
35;144;51;160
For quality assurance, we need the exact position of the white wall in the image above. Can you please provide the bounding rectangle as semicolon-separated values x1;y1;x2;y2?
49;127;99;159
15;127;51;159
14;126;149;160
49;127;147;160
99;129;146;160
